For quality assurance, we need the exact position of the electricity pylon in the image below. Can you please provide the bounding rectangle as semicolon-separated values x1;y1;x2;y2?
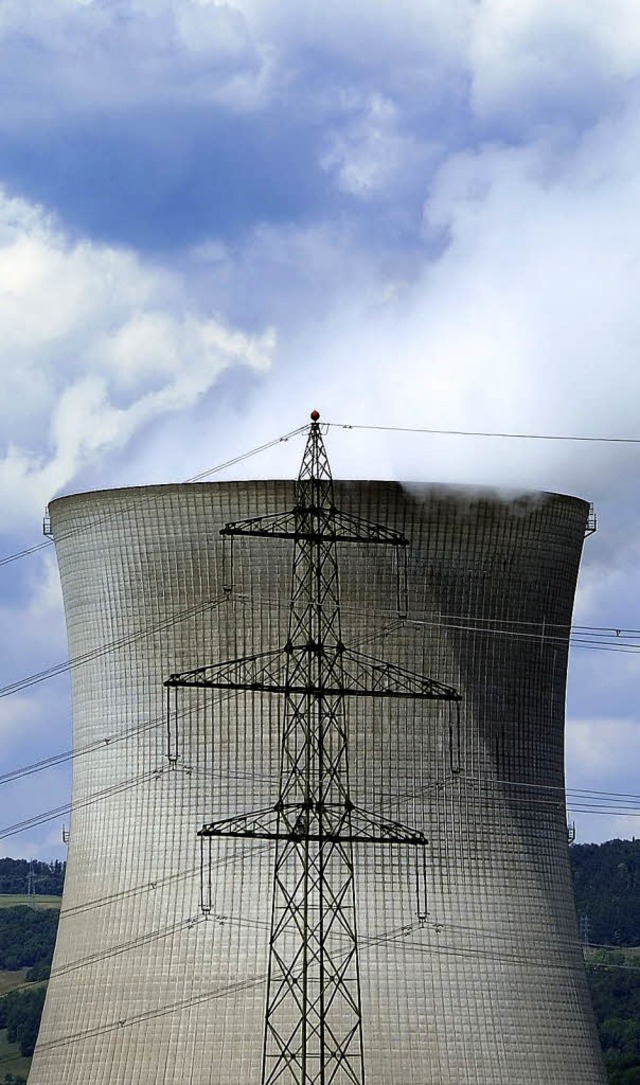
165;412;461;1085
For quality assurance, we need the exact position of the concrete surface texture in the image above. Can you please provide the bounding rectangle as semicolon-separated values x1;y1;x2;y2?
28;479;607;1084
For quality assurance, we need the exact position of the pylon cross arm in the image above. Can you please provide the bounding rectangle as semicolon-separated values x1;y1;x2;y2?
165;646;460;701
220;508;409;546
164;648;285;691
340;648;461;700
198;803;428;845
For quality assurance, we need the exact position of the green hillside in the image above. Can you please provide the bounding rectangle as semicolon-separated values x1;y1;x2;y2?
572;838;640;945
0;896;60;1084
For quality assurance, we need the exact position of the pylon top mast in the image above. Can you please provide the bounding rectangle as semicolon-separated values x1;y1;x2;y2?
165;411;462;1085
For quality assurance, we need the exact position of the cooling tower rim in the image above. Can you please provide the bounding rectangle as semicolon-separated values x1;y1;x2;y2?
48;479;592;521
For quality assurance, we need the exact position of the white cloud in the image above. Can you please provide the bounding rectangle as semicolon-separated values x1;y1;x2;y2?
567;718;640;843
2;0;640;855
238;86;640;495
0;0;637;137
0;0;278;117
321;93;425;198
470;0;640;122
0;187;275;529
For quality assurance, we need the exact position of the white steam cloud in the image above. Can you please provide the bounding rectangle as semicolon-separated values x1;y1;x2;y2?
0;189;274;529
0;0;639;848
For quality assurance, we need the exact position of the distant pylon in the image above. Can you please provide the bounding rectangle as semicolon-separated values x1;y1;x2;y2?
166;412;462;1085
26;860;44;898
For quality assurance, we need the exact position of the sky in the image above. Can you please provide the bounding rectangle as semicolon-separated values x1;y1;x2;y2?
1;0;640;858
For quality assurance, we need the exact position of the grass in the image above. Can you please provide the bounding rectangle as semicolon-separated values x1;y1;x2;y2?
0;964;48;1082
0;971;28;997
0;895;60;910
586;944;640;963
0;1029;31;1080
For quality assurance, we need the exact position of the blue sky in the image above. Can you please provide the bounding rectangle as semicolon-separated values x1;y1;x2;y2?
1;0;640;856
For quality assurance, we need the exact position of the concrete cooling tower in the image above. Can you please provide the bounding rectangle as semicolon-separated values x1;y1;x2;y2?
29;428;606;1085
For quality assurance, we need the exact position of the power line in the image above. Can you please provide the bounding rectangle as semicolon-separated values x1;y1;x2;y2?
6;598;640;711
326;421;640;445
0;424;307;570
0;539;52;569
3;915;637;1069
5;840;635;990
0;686;197;790
1;775;634;1059
0;752;633;857
0;613;402;797
3;417;639;576
1;651;640;828
238;596;640;654
4;847;272;1000
184;426;307;483
5;718;634;937
0;604;625;843
403;616;640;654
0;770;159;841
4;898;609;1006
0;593;230;699
6;766;635;857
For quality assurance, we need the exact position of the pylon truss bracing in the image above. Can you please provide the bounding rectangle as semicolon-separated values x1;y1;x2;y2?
165;414;460;1085
165;646;461;701
199;805;428;846
219;507;410;547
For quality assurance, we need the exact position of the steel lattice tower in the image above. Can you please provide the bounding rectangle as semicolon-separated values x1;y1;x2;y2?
165;413;461;1085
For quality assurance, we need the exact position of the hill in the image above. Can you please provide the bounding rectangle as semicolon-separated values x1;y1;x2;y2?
0;899;60;1083
571;838;640;946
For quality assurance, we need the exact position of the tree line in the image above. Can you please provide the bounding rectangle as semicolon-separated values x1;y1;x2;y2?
571;838;640;946
0;859;65;898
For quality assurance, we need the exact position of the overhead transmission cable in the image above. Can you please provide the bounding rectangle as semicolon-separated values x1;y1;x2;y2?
6;846;273;998
4;887;612;1005
0;414;638;704
0;613;403;791
0;618;404;838
2;913;637;1068
325;421;640;444
0;593;232;700
7;763;636;872
3;746;634;947
0;424;307;570
0;770;160;841
2;599;640;815
2;417;639;574
4;595;640;710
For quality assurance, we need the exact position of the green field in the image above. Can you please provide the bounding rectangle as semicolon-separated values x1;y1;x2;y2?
0;971;28;998
0;1027;31;1080
0;896;60;910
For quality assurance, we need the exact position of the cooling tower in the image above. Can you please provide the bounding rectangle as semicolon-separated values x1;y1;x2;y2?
29;478;607;1085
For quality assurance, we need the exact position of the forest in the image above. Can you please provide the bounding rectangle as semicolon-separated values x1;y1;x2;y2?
0;862;65;900
1;842;640;1082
